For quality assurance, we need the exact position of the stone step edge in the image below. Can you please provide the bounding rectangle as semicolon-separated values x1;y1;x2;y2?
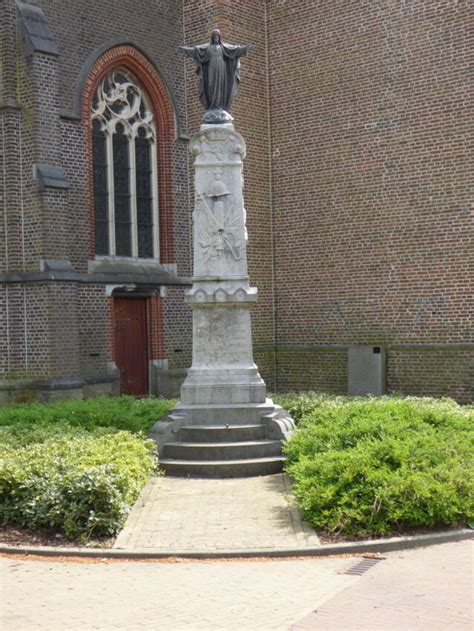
181;424;265;430
165;440;280;448
160;456;286;466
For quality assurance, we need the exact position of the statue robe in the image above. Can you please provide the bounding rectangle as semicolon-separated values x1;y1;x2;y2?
183;43;248;112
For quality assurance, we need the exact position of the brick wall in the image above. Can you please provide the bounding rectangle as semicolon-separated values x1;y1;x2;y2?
163;286;192;370
2;284;51;379
387;346;473;402
78;285;110;378
266;0;472;401
60;118;89;273
276;347;348;395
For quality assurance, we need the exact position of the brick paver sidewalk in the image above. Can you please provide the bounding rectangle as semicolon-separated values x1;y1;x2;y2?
292;539;473;630
114;474;320;552
1;541;472;630
0;554;358;630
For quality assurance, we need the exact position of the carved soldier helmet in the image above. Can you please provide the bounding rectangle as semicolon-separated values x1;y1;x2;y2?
207;179;230;197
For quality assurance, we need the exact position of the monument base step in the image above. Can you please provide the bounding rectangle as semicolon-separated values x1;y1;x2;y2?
179;424;267;442
160;400;277;425
159;456;286;478
164;439;282;461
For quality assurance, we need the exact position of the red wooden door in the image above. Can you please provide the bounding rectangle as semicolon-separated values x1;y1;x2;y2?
113;297;149;396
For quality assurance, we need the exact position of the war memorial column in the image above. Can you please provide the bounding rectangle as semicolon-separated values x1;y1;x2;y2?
152;30;295;474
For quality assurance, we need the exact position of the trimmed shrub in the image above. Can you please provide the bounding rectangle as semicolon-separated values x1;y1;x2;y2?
282;395;474;537
0;432;156;540
274;392;347;425
0;396;174;540
0;424;116;450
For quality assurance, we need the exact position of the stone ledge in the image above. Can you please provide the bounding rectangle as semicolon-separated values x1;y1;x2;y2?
0;374;118;391
40;259;74;272
34;164;70;191
16;1;59;57
0;268;190;286
255;343;473;351
0;99;21;112
59;110;82;122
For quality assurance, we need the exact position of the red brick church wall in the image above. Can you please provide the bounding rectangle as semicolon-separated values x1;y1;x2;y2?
265;0;472;401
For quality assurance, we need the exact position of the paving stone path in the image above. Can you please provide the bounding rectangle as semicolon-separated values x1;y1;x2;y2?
1;541;472;630
114;474;320;552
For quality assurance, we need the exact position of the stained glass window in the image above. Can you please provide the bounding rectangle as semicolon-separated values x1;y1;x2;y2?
91;69;158;259
92;119;109;255
136;128;154;258
113;124;132;256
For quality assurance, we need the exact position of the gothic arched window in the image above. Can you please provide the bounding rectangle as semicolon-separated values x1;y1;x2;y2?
91;69;158;259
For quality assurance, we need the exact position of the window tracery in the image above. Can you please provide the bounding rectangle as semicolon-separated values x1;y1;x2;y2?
91;69;158;258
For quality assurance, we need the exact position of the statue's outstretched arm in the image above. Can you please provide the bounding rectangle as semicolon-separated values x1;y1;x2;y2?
237;44;254;57
177;45;196;58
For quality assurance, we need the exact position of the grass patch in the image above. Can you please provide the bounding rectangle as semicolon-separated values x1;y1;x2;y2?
279;393;474;538
0;396;176;541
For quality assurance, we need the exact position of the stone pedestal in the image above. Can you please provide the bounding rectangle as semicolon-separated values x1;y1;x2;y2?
182;123;264;406
152;124;295;469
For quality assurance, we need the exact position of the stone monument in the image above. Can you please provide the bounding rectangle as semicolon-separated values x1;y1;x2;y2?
151;29;295;476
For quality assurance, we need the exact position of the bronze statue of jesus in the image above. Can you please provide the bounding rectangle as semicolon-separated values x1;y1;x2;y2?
178;29;253;124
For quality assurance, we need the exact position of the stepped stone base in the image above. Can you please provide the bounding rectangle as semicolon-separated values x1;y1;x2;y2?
150;399;296;478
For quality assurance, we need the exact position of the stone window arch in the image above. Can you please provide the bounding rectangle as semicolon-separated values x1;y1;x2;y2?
82;45;176;263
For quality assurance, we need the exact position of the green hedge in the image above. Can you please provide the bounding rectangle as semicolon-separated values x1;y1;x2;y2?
0;395;176;435
0;396;175;540
281;394;474;537
0;432;156;540
274;392;349;425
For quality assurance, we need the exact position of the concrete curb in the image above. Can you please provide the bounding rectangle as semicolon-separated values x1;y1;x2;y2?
1;529;472;560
